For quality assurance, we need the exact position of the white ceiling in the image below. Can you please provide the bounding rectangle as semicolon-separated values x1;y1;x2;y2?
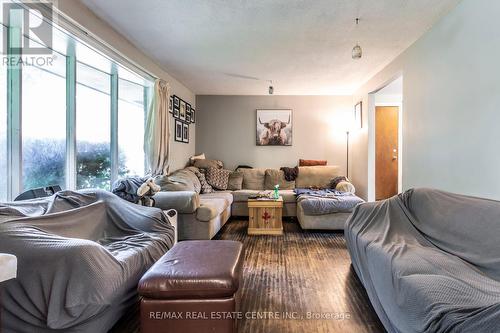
80;0;461;95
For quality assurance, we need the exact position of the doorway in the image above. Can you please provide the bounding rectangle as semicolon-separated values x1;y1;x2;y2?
367;75;403;201
375;106;399;200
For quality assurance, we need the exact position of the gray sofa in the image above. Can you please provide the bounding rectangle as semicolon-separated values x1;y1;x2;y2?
153;165;361;240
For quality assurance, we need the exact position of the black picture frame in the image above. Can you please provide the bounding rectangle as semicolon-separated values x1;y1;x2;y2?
180;100;186;121
173;104;180;118
171;95;195;124
169;96;173;114
174;120;183;142
354;101;362;129
190;108;195;123
186;103;192;123
182;122;189;143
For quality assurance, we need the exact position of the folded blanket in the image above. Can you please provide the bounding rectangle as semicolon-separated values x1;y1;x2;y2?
295;188;364;215
294;188;348;197
112;176;148;203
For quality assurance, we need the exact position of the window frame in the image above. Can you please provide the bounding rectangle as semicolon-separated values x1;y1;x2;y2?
3;18;153;200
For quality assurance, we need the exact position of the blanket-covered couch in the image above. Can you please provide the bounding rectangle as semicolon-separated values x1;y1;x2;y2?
0;190;175;333
153;165;364;240
346;188;500;333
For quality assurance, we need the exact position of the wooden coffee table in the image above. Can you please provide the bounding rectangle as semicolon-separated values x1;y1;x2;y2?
247;197;283;235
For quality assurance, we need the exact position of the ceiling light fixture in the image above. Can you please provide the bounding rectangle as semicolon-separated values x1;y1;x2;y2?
352;18;362;60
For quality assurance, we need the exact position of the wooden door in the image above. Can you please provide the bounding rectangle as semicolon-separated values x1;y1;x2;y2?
375;106;399;200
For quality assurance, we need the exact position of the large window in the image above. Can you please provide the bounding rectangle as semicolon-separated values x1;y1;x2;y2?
0;24;7;201
0;10;153;200
76;62;111;190
22;54;67;190
118;77;146;177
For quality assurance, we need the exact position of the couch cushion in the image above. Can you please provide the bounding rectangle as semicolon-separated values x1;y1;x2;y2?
231;190;296;203
197;198;229;222
153;191;200;214
200;192;234;206
227;171;244;191
238;168;266;190
231;190;259;202
264;169;295;190
295;166;341;189
155;169;201;193
206;167;231;190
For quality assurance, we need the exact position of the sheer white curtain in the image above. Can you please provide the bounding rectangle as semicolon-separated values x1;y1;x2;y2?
145;79;171;176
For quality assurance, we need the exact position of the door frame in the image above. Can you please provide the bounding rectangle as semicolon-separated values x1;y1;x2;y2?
367;76;403;202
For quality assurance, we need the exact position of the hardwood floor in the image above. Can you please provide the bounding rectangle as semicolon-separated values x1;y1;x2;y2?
213;219;385;333
112;218;385;333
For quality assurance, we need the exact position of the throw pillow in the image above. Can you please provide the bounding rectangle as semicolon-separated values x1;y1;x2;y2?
227;171;244;190
193;159;223;170
190;167;213;194
299;159;327;166
264;169;295;190
206;167;232;190
189;153;206;165
336;181;355;194
237;168;266;190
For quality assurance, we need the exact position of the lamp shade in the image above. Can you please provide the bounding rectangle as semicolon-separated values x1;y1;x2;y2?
332;110;356;133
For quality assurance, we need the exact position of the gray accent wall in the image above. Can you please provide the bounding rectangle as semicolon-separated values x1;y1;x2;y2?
196;95;352;171
351;0;500;200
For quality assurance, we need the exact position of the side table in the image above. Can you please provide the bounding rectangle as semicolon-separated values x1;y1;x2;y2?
248;197;284;235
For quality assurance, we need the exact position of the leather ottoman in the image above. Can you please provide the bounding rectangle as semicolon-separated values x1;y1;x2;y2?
138;240;244;333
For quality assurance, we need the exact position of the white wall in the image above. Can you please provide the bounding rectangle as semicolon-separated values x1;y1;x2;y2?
196;95;353;171
58;0;196;172
351;0;500;200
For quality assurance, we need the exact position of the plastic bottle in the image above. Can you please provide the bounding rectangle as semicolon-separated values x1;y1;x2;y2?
273;184;280;200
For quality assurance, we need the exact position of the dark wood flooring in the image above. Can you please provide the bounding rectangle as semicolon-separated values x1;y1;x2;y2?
214;219;385;333
112;218;385;333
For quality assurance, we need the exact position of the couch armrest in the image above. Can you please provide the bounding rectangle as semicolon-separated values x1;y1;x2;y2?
152;191;200;214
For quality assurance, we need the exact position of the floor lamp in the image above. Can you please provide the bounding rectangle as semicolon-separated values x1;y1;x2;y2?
346;130;349;179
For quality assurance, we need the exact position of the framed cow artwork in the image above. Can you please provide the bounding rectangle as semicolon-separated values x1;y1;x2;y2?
256;109;292;146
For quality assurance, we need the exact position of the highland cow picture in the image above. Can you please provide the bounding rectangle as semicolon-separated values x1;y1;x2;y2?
256;109;292;146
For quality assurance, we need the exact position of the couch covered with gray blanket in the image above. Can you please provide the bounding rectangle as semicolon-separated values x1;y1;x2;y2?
346;188;500;333
0;190;175;333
